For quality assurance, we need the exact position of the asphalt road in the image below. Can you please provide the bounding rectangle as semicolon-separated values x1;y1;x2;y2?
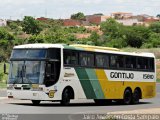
0;84;159;114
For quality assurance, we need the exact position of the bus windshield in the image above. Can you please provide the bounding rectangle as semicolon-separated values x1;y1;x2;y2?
8;61;45;84
11;49;46;59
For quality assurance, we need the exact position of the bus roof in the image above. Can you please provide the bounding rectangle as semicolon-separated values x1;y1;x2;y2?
13;44;155;58
13;44;63;49
70;44;120;51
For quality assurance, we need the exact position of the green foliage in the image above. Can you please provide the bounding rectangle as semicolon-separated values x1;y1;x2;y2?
0;15;160;61
9;22;19;30
149;22;160;33
101;18;123;38
148;33;160;47
22;16;42;35
89;31;101;46
64;26;87;33
26;34;46;43
71;12;85;20
0;62;9;85
0;28;14;40
157;14;160;18
100;18;154;48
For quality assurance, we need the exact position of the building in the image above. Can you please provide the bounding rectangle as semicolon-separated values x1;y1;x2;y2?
132;14;154;22
86;15;110;24
0;19;7;26
111;12;133;19
63;19;82;26
117;19;143;26
36;17;48;21
144;17;159;23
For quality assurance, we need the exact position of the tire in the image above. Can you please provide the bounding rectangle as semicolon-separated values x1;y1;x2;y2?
61;89;70;106
132;89;140;104
123;89;132;105
32;100;41;106
94;99;112;105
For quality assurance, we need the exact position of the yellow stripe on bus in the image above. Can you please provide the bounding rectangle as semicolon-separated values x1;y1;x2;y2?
95;69;109;98
95;69;125;99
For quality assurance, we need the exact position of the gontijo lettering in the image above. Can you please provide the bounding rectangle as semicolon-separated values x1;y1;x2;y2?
110;72;134;79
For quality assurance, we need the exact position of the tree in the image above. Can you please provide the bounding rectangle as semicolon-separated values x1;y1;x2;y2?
149;22;160;33
71;12;85;20
0;28;14;40
157;14;160;18
22;16;42;35
89;31;100;46
100;18;123;38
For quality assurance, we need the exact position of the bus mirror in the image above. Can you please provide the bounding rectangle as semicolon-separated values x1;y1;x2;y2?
4;63;8;74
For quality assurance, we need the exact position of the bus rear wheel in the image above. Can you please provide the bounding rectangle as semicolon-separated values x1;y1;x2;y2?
123;89;132;105
132;89;140;104
32;100;41;106
61;89;70;106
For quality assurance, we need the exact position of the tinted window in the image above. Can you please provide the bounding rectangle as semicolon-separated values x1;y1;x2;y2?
80;52;94;67
11;49;47;59
125;56;136;69
137;57;147;69
64;50;78;65
149;58;155;71
110;55;117;68
96;54;109;68
48;48;60;60
116;55;125;68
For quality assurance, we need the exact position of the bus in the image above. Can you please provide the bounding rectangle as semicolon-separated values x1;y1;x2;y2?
7;44;156;105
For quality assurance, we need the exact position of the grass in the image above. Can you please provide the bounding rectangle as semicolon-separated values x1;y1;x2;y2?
0;62;9;88
0;82;7;88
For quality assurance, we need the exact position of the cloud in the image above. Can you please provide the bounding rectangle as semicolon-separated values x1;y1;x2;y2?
0;0;45;6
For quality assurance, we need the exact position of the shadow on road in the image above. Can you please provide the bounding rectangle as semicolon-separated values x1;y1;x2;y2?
9;101;152;107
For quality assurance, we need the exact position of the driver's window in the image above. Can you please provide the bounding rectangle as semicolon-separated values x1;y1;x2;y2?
46;63;51;75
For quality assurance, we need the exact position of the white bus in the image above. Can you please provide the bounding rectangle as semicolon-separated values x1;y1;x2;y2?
7;44;156;105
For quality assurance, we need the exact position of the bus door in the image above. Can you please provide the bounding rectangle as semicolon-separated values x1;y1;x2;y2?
45;48;61;87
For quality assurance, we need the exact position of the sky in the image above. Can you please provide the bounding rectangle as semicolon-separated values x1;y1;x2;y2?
0;0;160;20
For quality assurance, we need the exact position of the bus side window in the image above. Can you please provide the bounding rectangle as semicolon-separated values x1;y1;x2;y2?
96;54;109;68
110;55;117;68
149;58;155;71
117;55;124;68
80;52;94;67
64;50;78;66
125;56;136;69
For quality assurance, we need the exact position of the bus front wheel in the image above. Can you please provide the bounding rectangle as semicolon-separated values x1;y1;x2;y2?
61;89;70;106
32;100;41;106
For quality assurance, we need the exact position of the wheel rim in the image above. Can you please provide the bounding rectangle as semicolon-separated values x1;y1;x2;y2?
62;89;70;105
124;90;131;104
133;91;139;103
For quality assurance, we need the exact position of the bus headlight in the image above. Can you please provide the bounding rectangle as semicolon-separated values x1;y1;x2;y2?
31;87;44;91
31;84;43;91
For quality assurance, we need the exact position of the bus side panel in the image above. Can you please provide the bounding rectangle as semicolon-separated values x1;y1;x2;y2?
95;69;124;99
123;81;156;99
63;67;87;99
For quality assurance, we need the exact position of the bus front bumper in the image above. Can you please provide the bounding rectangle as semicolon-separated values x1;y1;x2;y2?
7;90;61;101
